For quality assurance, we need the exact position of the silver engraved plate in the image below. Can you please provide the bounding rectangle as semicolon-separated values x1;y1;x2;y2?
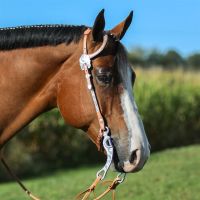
79;54;91;70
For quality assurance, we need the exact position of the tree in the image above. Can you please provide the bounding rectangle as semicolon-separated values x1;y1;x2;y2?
128;47;146;66
146;50;164;66
187;54;200;69
162;50;185;69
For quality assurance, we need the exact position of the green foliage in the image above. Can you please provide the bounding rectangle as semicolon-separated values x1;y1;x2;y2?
163;50;185;68
0;69;199;181
188;53;200;69
0;110;104;181
129;48;199;69
134;68;200;150
146;50;165;66
128;47;146;66
0;145;200;200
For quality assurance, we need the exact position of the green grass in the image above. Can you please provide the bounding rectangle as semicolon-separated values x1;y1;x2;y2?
0;145;200;200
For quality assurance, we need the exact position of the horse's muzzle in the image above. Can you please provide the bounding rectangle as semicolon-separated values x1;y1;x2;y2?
117;149;148;173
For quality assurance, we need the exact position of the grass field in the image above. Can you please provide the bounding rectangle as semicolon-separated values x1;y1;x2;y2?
0;145;200;200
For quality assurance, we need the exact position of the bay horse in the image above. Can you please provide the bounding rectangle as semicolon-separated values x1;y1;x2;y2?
0;9;150;185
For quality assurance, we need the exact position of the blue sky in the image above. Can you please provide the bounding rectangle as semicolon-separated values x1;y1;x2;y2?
0;0;199;56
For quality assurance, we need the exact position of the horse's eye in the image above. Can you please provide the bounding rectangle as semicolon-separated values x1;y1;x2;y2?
95;68;113;86
97;74;112;84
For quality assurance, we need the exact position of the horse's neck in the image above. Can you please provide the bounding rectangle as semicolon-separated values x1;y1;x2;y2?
0;43;78;138
0;43;75;99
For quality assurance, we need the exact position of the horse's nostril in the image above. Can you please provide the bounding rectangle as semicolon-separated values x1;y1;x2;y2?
130;150;138;165
122;149;143;173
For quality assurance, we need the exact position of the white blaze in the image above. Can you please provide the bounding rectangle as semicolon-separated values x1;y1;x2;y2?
120;68;150;161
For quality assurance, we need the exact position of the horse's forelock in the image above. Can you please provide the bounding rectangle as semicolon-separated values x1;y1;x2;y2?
115;42;132;86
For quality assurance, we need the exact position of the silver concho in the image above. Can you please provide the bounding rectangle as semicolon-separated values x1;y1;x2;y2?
79;54;91;70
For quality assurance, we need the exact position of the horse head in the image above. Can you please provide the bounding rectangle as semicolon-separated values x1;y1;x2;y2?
57;10;150;173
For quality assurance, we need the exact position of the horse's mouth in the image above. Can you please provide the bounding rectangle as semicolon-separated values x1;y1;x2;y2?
112;148;125;173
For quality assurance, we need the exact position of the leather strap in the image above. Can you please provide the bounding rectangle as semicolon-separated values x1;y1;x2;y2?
83;29;108;59
76;176;102;200
76;176;123;200
81;29;109;148
0;152;40;200
94;177;121;200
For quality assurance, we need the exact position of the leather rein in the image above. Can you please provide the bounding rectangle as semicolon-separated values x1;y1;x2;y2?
0;28;126;200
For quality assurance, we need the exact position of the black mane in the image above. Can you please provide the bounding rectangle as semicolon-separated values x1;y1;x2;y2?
0;25;87;50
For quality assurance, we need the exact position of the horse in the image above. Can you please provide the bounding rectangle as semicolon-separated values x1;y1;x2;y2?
0;9;150;186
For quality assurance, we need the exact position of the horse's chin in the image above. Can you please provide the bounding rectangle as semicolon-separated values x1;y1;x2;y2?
110;162;126;173
112;149;125;173
109;162;122;172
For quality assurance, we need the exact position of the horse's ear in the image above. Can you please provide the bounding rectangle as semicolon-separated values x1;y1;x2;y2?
92;9;105;41
109;11;133;40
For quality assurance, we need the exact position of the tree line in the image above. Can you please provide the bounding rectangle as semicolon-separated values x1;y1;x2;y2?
128;48;200;69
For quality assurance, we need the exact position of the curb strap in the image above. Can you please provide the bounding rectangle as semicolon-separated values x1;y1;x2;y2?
79;28;108;148
0;152;40;200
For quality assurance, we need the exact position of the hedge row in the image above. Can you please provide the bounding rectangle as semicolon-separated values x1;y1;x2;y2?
134;68;200;150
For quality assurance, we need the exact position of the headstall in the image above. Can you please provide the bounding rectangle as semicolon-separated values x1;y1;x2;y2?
77;28;126;200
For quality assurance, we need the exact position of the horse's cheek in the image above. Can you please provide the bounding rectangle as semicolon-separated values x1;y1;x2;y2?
56;85;92;128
